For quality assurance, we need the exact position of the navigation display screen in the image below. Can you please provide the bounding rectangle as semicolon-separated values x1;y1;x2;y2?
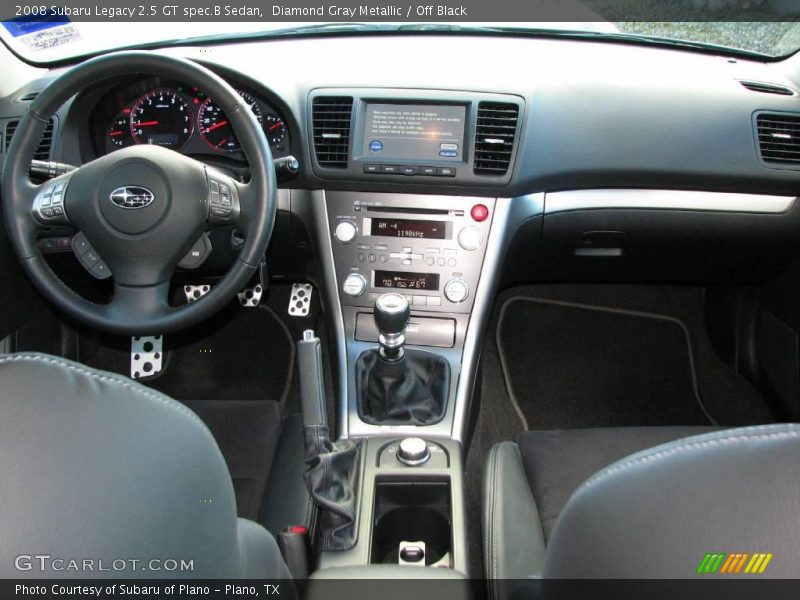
363;103;466;162
375;271;440;291
371;218;446;239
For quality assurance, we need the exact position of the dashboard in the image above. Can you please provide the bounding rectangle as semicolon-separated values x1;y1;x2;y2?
2;33;800;290
87;76;293;163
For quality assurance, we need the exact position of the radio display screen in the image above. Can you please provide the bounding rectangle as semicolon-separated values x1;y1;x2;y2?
362;103;466;162
375;271;440;291
371;218;446;239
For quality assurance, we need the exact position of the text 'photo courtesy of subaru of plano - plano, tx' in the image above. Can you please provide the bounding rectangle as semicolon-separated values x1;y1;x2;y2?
2;2;800;599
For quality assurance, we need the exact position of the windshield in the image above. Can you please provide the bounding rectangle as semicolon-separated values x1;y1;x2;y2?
1;17;800;64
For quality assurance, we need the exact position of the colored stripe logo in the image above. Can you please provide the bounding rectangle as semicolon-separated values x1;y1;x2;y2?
697;552;773;574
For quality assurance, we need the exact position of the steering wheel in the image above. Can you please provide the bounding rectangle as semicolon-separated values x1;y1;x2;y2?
1;51;276;335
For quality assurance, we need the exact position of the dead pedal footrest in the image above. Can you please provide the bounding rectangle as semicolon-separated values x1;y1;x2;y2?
131;335;163;380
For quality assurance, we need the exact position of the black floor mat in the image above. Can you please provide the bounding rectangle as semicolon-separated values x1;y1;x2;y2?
83;303;294;402
497;296;712;429
183;399;282;520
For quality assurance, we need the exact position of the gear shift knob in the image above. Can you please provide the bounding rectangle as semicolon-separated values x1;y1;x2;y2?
374;293;410;360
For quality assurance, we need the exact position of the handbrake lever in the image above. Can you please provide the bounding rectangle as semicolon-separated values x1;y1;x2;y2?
298;330;327;431
296;329;361;552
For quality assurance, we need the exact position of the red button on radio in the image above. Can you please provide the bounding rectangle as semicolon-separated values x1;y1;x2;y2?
471;204;489;222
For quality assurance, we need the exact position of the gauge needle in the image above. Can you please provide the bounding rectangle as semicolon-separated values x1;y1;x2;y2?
268;121;283;131
135;121;159;127
204;120;229;133
109;131;123;136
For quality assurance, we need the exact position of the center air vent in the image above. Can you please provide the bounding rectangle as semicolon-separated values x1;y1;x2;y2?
4;118;55;160
312;96;353;169
474;101;519;176
756;113;800;165
740;81;795;96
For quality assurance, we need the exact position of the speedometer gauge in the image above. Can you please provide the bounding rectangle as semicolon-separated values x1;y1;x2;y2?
198;90;263;153
130;89;193;149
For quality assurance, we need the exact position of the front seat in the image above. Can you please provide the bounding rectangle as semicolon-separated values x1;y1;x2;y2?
0;352;292;579
483;424;800;592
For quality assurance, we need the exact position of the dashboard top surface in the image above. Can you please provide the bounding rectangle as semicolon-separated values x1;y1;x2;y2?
2;33;800;197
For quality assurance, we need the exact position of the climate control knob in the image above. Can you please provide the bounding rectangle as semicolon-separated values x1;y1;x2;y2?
444;278;469;304
334;220;357;243
342;273;367;297
457;225;483;251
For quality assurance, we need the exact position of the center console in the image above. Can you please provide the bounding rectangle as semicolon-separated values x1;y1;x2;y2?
297;188;515;576
295;88;525;579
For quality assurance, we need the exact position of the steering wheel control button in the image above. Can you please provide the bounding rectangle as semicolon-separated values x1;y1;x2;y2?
457;225;484;251
397;437;432;466
33;176;71;225
334;220;357;243
206;171;239;224
342;273;367;297
72;232;91;255
71;232;112;280
444;278;469;304
178;233;213;270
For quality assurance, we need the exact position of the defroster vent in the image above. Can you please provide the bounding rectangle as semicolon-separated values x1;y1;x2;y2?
474;102;519;176
312;96;353;168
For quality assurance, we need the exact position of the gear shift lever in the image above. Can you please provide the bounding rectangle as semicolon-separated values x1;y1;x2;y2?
357;292;449;425
374;293;411;361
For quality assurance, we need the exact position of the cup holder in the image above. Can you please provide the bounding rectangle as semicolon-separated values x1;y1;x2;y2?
370;480;452;566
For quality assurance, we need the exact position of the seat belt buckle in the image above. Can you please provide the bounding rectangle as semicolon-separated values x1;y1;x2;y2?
278;525;311;580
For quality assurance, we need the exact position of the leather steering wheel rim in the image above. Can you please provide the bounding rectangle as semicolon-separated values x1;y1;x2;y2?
1;51;276;335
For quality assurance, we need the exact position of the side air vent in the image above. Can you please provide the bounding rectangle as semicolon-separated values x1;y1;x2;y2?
312;96;353;168
756;113;800;164
17;90;41;102
474;101;519;176
740;81;795;96
4;118;55;159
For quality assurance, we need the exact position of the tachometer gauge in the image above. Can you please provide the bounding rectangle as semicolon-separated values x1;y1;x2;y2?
198;90;263;153
107;109;134;149
130;89;193;149
264;114;288;148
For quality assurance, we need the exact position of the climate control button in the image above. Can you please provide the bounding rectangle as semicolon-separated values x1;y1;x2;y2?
444;278;469;304
342;273;367;297
334;220;357;243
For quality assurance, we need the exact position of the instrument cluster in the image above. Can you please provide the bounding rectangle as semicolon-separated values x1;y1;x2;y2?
91;77;292;160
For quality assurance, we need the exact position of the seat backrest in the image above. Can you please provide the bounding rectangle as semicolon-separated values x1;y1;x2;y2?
0;353;248;578
544;424;800;578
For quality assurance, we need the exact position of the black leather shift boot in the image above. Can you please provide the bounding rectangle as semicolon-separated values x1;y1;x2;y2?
355;348;450;425
303;425;362;551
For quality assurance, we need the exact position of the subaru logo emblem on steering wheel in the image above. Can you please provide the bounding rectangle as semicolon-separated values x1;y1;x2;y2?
109;186;154;209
